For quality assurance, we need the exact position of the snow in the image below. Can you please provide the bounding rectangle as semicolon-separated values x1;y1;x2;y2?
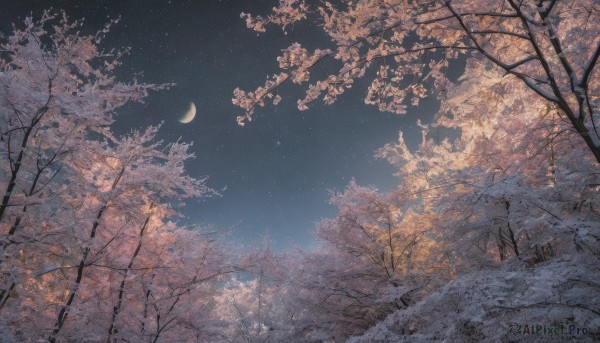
348;254;600;342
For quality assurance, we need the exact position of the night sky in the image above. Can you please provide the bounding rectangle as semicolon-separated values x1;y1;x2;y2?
0;0;440;250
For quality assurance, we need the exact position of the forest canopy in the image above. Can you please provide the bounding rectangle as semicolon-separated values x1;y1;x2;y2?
1;1;600;342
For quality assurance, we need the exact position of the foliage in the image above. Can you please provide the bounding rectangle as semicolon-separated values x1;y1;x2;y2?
231;1;600;341
233;0;600;163
1;4;599;342
0;11;229;343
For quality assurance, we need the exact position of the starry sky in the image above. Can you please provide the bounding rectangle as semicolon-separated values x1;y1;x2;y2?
1;0;441;250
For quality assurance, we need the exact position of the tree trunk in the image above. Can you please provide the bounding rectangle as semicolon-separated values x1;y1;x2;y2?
107;205;153;343
48;206;105;343
48;167;124;342
505;201;520;258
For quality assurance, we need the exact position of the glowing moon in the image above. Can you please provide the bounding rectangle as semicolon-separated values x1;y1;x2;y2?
178;102;196;123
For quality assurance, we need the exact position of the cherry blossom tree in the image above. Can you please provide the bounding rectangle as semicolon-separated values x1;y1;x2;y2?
225;184;447;342
288;181;444;340
377;58;600;267
0;11;168;310
292;50;599;340
233;0;600;164
43;126;212;342
0;10;165;223
0;12;230;343
213;244;289;343
117;225;232;343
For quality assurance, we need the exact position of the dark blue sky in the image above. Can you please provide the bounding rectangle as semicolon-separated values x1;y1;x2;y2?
1;0;440;250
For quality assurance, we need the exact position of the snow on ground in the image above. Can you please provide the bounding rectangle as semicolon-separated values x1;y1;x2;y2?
348;253;600;342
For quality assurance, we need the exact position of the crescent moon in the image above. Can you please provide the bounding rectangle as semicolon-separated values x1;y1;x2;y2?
179;102;196;123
